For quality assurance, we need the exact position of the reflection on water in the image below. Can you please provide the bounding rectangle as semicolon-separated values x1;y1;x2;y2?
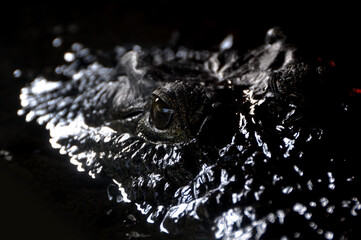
19;29;361;239
13;69;22;78
0;150;13;161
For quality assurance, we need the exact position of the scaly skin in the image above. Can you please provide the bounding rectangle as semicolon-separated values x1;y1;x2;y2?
19;28;360;239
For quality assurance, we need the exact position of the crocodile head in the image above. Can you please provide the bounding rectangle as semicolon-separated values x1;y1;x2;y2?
19;28;359;239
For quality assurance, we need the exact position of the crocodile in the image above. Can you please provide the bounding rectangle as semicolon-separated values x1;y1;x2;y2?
19;27;361;239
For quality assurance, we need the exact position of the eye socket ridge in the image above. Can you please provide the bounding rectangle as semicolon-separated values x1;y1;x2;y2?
149;96;174;130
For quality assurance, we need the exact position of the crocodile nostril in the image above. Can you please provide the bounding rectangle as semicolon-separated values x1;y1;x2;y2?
265;27;286;44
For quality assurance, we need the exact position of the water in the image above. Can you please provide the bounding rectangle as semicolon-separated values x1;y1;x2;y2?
15;25;361;240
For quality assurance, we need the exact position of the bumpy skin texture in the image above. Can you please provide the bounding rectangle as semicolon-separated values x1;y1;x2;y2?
19;28;361;239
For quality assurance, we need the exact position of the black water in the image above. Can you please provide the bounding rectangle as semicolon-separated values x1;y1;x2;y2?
1;2;360;240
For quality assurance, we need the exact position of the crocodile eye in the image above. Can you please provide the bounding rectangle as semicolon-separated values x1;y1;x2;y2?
150;97;174;130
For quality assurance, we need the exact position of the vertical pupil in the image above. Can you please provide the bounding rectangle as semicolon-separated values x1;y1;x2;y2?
150;97;174;130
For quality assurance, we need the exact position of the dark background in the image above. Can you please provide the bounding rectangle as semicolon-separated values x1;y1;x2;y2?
0;1;359;239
